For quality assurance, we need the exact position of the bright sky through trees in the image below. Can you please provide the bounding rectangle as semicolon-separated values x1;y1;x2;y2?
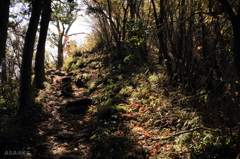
66;13;91;46
47;1;91;61
10;1;91;62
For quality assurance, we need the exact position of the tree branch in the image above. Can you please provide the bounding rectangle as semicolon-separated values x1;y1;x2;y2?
153;127;218;141
68;32;89;36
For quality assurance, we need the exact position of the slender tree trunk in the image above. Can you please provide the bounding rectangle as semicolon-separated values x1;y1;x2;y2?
151;0;173;76
56;20;65;69
57;33;64;69
35;0;51;89
0;0;10;82
158;0;170;65
176;0;185;83
18;0;43;115
128;0;136;19
122;4;129;42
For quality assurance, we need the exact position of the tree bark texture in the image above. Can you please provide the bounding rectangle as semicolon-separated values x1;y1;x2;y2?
35;0;51;89
18;0;43;115
0;0;10;76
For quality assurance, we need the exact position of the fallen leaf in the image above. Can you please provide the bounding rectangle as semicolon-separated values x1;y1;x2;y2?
144;134;151;138
155;143;159;147
125;114;133;118
151;149;157;154
166;130;171;135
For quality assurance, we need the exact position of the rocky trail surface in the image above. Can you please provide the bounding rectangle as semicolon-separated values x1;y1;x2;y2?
22;69;94;159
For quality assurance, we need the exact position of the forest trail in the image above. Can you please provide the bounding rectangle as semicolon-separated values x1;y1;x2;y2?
1;0;240;158
23;69;94;159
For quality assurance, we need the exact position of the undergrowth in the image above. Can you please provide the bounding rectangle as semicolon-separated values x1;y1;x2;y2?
0;80;45;158
63;50;240;158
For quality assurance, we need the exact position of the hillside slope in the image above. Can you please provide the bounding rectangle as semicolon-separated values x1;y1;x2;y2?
1;50;239;159
62;51;239;159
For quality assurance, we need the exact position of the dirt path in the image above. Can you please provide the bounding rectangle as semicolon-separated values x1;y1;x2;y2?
24;69;94;159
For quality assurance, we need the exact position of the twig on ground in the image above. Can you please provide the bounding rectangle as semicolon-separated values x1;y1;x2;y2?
153;127;217;140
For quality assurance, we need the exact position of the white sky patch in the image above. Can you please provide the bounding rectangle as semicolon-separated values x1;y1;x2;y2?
46;5;92;62
67;14;92;46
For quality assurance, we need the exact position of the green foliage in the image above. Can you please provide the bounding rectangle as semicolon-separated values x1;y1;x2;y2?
87;79;98;90
124;54;134;64
119;86;133;97
126;20;146;46
51;0;79;24
0;115;23;141
124;19;147;64
0;79;21;142
0;79;19;115
63;54;87;72
90;129;131;159
43;81;51;88
63;56;77;71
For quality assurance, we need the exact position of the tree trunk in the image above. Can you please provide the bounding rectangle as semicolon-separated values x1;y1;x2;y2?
218;0;240;76
128;0;136;19
158;0;171;67
56;19;65;69
151;0;173;75
0;0;10;81
18;0;43;115
176;0;185;84
232;28;240;108
232;19;240;76
57;34;64;69
35;0;51;89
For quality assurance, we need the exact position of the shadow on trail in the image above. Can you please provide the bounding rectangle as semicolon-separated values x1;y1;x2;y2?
1;64;149;159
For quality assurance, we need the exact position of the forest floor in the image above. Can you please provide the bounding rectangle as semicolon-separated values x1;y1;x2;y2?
1;51;240;159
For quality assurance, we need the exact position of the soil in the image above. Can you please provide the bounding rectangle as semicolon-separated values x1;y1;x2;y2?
2;69;94;159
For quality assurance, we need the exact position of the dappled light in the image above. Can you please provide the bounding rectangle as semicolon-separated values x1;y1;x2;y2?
1;0;240;159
